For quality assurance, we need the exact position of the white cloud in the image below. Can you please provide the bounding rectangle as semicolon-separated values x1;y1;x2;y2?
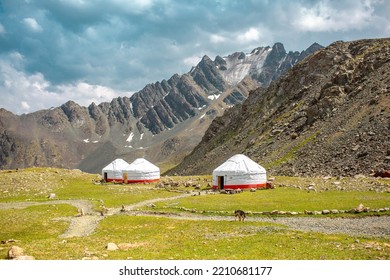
210;34;226;43
293;0;377;32
57;82;121;106
0;54;128;114
21;101;30;110
85;26;98;39
22;18;43;32
9;52;24;61
0;59;58;114
238;27;261;42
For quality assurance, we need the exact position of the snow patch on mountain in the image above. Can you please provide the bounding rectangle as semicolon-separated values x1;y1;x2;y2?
218;47;272;85
126;132;134;142
208;94;221;100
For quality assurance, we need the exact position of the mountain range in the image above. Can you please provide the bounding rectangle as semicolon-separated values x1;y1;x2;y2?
168;38;390;177
0;42;322;173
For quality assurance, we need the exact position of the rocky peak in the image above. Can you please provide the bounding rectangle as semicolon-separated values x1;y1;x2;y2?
200;54;213;63
253;42;323;86
217;43;321;87
298;42;323;61
190;55;226;93
214;55;227;70
251;46;272;55
269;42;287;58
107;97;133;124
167;38;390;177
306;42;323;52
60;101;85;122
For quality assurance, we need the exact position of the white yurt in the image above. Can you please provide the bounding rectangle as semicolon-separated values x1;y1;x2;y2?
123;158;160;183
212;154;267;190
102;158;132;183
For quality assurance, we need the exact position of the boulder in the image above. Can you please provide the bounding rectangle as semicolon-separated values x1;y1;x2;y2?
47;193;56;199
355;203;365;213
8;246;24;259
106;243;118;251
307;186;316;192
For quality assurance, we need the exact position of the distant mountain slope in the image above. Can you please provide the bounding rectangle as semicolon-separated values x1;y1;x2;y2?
167;38;390;177
0;42;321;173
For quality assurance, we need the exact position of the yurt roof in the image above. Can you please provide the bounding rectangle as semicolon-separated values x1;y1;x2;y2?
102;158;131;171
213;154;266;175
125;158;160;172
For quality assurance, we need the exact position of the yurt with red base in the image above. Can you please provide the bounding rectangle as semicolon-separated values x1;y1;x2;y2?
212;154;267;190
102;158;132;183
123;158;160;183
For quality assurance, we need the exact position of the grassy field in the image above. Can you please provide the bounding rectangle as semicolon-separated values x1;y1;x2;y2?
150;187;390;215
0;168;389;260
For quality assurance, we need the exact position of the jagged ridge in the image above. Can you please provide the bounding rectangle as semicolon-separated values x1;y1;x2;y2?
168;38;390;177
0;42;321;172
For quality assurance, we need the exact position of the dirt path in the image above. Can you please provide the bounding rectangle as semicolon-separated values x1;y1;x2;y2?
56;215;104;238
0;195;193;238
0;199;101;238
1;196;389;238
107;193;193;215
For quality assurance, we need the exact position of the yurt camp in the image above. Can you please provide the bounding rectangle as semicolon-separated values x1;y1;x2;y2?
101;158;132;183
212;154;267;190
123;158;160;183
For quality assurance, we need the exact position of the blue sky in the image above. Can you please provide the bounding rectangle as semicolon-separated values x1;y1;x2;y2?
0;0;389;114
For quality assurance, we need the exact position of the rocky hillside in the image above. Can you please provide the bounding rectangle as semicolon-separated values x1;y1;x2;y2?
0;42;320;173
168;38;390;177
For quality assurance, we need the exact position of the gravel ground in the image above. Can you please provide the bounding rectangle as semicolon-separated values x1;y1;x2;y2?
251;216;390;238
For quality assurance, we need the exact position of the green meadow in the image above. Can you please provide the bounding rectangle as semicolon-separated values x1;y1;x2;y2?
0;168;389;260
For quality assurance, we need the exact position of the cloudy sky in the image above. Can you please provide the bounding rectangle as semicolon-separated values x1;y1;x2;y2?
1;0;389;114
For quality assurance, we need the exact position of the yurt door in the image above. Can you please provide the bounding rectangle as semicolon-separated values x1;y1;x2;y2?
104;172;108;182
218;176;225;190
123;172;128;184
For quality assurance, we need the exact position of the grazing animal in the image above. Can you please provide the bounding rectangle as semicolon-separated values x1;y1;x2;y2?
374;170;390;178
234;210;246;222
100;206;108;216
